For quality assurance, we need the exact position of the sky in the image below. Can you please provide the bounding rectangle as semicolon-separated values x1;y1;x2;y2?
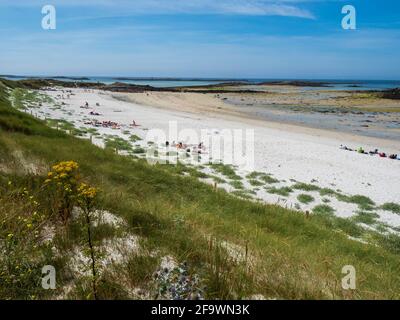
0;0;399;79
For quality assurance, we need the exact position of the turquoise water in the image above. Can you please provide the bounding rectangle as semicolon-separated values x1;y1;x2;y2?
2;75;400;90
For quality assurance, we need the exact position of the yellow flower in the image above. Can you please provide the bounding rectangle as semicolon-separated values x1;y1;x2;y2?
27;223;33;228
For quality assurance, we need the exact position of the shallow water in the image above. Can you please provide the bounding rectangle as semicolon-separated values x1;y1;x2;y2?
232;104;400;142
3;76;400;90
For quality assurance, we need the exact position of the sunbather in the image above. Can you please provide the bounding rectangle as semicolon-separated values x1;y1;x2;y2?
369;149;379;155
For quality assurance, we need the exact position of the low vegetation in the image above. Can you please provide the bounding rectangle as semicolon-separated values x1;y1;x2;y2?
297;194;315;204
1;79;400;300
381;203;400;214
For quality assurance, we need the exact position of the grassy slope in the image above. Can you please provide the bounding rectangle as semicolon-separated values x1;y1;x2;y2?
1;80;400;299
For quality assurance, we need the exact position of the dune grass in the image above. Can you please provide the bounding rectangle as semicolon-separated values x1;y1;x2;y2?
336;194;376;211
297;194;315;204
266;186;293;197
381;203;400;215
1;80;400;300
210;163;242;181
312;204;335;216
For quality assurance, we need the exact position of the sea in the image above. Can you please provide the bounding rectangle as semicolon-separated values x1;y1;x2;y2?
1;75;399;91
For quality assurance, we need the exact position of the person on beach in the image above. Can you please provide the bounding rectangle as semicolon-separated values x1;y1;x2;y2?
369;149;379;155
131;120;139;127
340;145;352;151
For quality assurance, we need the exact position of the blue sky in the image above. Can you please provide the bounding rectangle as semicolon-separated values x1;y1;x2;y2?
0;0;399;79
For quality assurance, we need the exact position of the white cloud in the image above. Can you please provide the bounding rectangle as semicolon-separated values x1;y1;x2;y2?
0;0;316;19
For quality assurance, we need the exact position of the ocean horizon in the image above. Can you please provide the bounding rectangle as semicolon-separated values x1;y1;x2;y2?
2;75;400;91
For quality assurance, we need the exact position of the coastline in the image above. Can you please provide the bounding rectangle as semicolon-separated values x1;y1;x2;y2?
31;87;400;229
113;90;400;150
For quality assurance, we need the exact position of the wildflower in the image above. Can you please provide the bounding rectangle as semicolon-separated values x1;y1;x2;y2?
7;233;14;239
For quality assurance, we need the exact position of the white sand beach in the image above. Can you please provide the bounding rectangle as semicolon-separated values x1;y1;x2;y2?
35;88;400;229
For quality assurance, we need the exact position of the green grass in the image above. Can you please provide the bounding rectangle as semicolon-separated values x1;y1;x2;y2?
381;203;400;214
132;147;146;154
231;190;254;200
210;163;242;180
9;88;54;111
1;79;400;300
337;194;376;211
246;171;279;184
297;194;315;204
353;211;380;226
248;179;264;187
210;176;226;184
104;135;133;152
129;134;142;142
266;186;293;197
319;188;337;197
292;183;320;192
230;180;244;190
313;204;335;216
292;183;376;211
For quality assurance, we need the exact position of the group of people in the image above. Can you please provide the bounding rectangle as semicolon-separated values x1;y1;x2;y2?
166;141;206;154
84;119;121;130
340;145;400;160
